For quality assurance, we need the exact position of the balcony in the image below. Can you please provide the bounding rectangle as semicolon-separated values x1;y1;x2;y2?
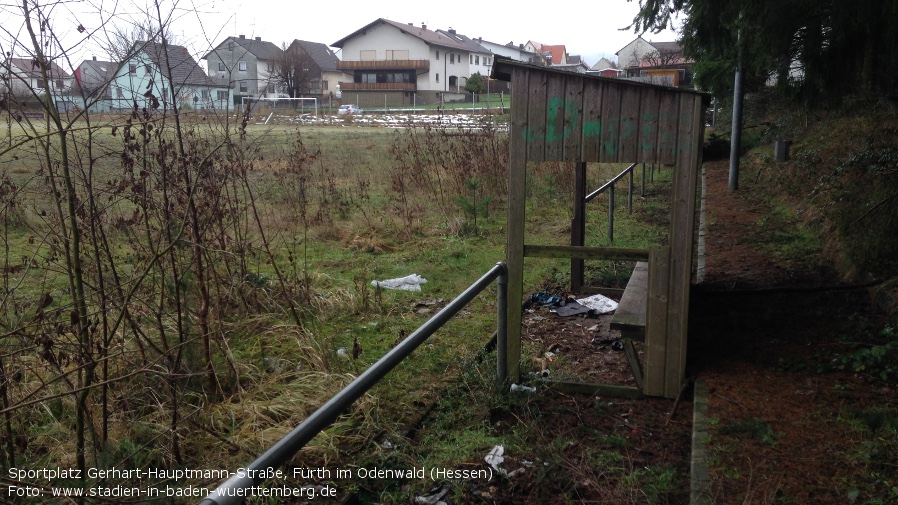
337;59;430;71
339;82;417;91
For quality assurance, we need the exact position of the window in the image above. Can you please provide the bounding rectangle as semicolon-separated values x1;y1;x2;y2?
360;50;376;61
129;64;137;75
475;55;480;65
436;51;440;60
218;62;225;71
470;55;473;64
436;73;439;83
228;42;234;51
238;61;247;72
322;80;328;90
201;90;209;99
386;50;409;60
450;53;455;64
239;81;247;93
116;86;123;98
267;83;275;93
161;87;167;98
217;90;228;100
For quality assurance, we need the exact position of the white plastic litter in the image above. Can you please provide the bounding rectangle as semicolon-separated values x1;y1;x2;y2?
371;274;428;291
575;293;619;314
484;445;505;471
509;383;536;393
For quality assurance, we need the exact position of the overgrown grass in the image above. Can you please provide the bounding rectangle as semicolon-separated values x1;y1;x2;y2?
1;102;674;502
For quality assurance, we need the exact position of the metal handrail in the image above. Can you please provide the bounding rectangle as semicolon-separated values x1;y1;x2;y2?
583;162;636;242
199;262;508;505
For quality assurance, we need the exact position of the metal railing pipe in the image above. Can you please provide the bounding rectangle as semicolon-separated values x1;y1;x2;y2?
200;262;508;505
583;162;637;203
608;183;615;242
495;263;508;389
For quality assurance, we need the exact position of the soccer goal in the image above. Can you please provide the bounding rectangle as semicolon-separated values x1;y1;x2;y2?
241;97;318;122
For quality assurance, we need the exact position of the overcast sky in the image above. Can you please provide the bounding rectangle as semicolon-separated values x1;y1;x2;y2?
2;0;680;68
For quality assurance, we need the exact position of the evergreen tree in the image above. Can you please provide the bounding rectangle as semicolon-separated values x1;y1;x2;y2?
465;72;486;94
628;0;898;102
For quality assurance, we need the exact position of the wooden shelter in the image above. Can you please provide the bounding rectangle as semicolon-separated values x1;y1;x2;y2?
491;59;709;398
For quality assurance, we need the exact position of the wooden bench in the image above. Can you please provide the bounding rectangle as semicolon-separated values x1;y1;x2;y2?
610;262;648;389
610;262;648;341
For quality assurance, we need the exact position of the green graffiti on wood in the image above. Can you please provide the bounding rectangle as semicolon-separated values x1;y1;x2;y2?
523;97;693;156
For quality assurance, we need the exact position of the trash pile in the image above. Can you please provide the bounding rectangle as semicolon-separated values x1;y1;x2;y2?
526;291;618;317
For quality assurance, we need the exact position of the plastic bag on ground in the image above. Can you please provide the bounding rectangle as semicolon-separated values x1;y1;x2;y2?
371;274;428;291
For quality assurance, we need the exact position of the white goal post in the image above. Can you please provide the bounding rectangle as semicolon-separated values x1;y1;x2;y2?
240;97;319;122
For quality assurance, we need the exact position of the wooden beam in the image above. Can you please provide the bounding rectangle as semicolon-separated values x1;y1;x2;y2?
541;381;643;399
571;162;587;292
524;245;649;261
505;66;530;384
643;245;670;397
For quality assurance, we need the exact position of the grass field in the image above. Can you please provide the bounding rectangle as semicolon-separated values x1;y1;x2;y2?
0;109;674;502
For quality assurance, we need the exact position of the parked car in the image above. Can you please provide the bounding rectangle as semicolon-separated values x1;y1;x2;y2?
337;104;363;115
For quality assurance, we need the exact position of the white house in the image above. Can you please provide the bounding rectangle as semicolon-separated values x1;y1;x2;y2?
109;41;227;111
5;57;72;98
476;39;541;65
616;36;693;84
332;18;485;107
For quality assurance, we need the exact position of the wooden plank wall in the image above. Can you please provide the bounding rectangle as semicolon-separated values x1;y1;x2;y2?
501;61;706;397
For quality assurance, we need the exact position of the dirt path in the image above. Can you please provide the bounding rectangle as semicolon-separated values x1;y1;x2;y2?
693;160;896;504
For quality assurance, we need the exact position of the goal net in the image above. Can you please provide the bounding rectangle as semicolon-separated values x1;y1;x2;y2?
241;97;319;117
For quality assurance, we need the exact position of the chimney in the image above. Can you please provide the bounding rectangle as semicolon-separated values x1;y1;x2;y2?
421;23;426;30
448;28;456;35
239;34;245;39
255;37;261;41
92;56;97;61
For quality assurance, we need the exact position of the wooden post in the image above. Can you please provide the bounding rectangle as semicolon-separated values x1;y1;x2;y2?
641;162;646;197
504;67;531;384
571;162;587;292
643;245;670;396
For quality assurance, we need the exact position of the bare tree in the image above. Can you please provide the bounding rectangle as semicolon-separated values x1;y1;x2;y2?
642;46;684;67
98;9;180;62
273;41;317;99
